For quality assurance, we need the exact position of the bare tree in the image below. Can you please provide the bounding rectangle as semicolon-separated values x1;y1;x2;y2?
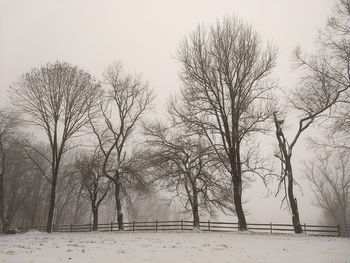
75;149;111;231
307;0;350;151
273;80;348;233
90;62;153;230
144;123;233;228
9;62;101;233
273;0;350;234
305;149;350;229
172;16;277;230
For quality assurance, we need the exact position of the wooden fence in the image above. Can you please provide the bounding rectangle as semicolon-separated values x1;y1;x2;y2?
17;220;343;237
339;225;350;237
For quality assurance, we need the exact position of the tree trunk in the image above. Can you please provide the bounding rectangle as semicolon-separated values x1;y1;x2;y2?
92;206;98;231
230;144;247;231
233;177;247;230
46;172;57;233
192;186;200;229
290;197;302;234
236;143;247;231
114;176;123;230
286;158;303;234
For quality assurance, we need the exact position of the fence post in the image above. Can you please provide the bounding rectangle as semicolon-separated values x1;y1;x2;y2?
337;224;341;237
89;223;92;231
110;222;113;231
208;220;211;231
70;224;73;232
304;223;307;235
237;221;240;231
156;220;158;232
270;222;272;234
181;219;183;231
132;221;135;232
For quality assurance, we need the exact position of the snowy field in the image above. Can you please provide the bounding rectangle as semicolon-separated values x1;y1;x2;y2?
0;231;349;263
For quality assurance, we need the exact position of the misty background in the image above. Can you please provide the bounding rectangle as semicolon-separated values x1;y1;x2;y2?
0;0;337;224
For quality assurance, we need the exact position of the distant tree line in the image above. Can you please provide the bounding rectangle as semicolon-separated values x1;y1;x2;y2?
0;0;349;234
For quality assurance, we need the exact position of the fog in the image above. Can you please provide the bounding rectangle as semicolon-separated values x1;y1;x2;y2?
0;0;336;224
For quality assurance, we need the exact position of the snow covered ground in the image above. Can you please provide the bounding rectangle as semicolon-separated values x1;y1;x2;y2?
0;231;349;263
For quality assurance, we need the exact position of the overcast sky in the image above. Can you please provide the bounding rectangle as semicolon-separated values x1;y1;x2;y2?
0;0;336;223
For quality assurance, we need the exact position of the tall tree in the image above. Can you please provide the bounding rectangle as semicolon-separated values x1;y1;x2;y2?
10;62;101;233
90;62;153;230
173;16;277;230
273;0;350;234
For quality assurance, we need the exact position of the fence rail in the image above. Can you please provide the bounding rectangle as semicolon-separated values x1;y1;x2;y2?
15;220;344;237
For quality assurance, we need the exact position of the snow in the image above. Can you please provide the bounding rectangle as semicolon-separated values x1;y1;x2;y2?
0;231;349;263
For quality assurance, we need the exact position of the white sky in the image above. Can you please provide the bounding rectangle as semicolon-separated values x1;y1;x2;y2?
0;0;336;224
